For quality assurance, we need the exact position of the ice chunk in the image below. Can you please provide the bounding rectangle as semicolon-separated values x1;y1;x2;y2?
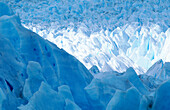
85;67;151;109
101;62;113;72
85;78;113;109
139;74;162;89
58;85;81;109
152;80;170;110
23;61;46;100
123;67;150;95
89;65;100;74
140;60;170;89
65;99;81;110
85;71;132;109
18;82;65;110
106;87;141;110
26;61;44;80
146;59;169;80
58;85;74;102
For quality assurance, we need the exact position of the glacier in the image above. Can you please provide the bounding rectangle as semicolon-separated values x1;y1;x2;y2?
0;1;170;110
2;0;170;74
0;2;93;109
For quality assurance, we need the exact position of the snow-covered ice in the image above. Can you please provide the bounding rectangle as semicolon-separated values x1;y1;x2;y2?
0;1;169;110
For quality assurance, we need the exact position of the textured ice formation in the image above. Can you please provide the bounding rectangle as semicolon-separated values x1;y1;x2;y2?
0;2;93;109
86;64;170;109
19;82;65;110
19;82;81;110
152;80;170;110
146;59;170;80
3;0;170;74
106;87;141;110
23;61;46;100
85;67;151;109
0;2;170;110
89;65;100;74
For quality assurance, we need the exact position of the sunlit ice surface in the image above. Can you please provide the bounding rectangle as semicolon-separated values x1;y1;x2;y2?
5;0;170;74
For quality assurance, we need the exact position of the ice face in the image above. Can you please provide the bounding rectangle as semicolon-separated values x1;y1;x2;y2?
0;2;93;109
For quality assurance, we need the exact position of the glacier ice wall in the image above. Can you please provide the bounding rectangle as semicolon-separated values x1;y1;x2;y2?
0;2;93;109
3;0;170;74
0;2;170;110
